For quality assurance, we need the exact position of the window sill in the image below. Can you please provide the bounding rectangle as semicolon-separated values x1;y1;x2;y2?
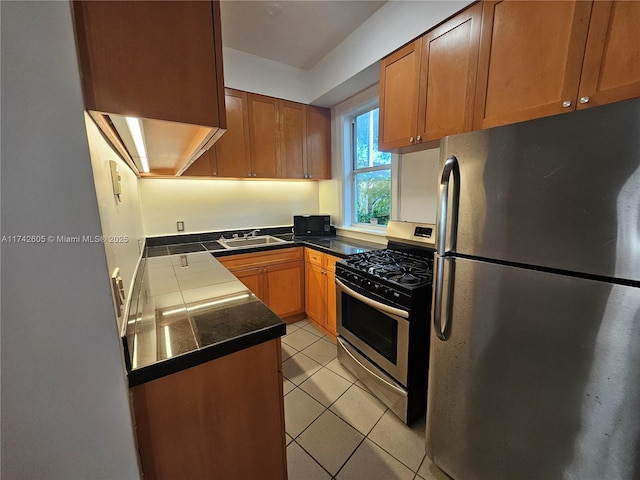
335;225;387;245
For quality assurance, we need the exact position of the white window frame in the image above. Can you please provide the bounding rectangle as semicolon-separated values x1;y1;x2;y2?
349;106;392;228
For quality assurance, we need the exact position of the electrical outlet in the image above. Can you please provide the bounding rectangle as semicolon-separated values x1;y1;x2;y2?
177;221;185;232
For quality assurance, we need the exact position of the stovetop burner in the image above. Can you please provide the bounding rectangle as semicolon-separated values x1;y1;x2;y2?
340;248;433;287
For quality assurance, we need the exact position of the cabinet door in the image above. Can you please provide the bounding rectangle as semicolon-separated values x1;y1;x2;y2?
232;268;265;302
418;3;481;142
247;93;280;178
577;1;640;109
279;100;306;179
379;39;422;151
264;261;305;318
73;1;224;127
305;262;326;326
474;0;592;129
305;106;331;179
182;147;218;176
216;88;251;178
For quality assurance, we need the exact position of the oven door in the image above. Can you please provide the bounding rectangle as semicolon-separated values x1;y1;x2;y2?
336;278;409;386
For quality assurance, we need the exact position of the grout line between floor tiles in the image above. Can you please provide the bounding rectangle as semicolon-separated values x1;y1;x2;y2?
290;439;335;479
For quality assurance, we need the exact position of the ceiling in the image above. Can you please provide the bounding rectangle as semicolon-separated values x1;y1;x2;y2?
220;0;387;70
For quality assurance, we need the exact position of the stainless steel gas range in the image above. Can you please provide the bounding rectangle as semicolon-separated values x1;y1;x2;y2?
335;221;435;424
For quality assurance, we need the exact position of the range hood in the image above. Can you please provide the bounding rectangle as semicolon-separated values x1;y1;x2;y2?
91;112;225;177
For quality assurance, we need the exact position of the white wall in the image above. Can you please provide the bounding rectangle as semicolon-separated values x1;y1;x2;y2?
307;0;472;105
223;47;308;103
222;1;472;107
1;2;140;478
85;115;146;332
140;178;319;236
397;149;441;224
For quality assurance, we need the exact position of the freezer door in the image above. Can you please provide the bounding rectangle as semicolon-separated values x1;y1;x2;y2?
427;256;640;480
440;98;640;283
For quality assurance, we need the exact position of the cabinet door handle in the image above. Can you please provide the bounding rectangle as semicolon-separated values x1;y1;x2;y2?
579;96;590;104
562;100;572;108
409;136;414;143
416;135;421;142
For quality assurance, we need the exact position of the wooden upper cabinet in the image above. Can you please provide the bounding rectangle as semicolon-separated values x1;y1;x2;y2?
379;4;481;150
306;106;331;180
247;94;280;178
72;1;226;175
577;1;640;110
379;40;422;151
279;100;307;179
182;148;218;177
216;88;251;177
417;3;481;142
473;0;592;130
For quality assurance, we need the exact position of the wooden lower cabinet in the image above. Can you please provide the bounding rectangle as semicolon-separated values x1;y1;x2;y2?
304;248;341;336
131;339;287;480
219;247;305;320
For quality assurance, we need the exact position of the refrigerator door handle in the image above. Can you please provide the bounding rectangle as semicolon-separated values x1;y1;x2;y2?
437;155;460;255
433;255;454;341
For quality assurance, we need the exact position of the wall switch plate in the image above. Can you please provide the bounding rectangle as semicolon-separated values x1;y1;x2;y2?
177;221;185;232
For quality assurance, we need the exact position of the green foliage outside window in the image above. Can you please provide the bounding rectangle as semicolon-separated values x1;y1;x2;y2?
353;108;391;226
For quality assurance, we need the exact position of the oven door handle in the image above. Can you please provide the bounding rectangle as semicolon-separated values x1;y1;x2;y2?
336;279;409;320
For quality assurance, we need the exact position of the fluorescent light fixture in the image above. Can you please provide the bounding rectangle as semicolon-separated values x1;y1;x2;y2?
125;116;150;173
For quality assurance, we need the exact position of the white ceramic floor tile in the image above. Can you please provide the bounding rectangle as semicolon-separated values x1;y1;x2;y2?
283;377;295;395
282;353;323;385
416;455;450;480
368;411;426;471
287;441;331;480
286;322;302;335
299;367;352;407
283;388;325;438
302;322;325;337
282;342;297;361
336;438;414;480
297;410;364;476
282;328;322;351
330;384;387;435
301;338;337;365
325;357;358;383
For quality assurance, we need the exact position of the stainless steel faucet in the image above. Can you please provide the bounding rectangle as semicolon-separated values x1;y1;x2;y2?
244;229;260;238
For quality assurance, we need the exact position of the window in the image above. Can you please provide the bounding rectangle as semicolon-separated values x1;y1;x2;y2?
351;107;392;226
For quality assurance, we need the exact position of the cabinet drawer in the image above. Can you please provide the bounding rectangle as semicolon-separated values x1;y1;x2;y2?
304;248;324;267
219;247;303;271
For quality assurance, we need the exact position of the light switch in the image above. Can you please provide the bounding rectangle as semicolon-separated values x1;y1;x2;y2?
109;160;122;200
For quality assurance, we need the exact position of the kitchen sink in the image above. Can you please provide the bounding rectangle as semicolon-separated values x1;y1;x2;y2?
216;235;291;249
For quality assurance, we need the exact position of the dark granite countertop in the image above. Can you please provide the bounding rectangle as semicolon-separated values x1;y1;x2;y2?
145;228;384;259
123;252;286;387
126;229;383;386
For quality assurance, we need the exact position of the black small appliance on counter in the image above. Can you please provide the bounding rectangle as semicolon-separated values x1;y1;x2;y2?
293;215;332;236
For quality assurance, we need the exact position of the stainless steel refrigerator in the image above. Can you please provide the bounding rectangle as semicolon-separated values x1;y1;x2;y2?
427;98;640;480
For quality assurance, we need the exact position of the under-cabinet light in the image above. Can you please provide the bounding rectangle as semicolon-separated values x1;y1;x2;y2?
163;325;173;358
161;293;251;316
125;116;150;173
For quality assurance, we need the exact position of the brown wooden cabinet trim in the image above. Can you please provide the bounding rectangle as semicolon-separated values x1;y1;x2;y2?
379;39;423;151
577;1;640;109
473;0;593;130
131;339;286;479
418;2;482;142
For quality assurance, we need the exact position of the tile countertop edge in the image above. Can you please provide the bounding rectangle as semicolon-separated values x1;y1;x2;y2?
127;321;286;388
125;234;382;387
